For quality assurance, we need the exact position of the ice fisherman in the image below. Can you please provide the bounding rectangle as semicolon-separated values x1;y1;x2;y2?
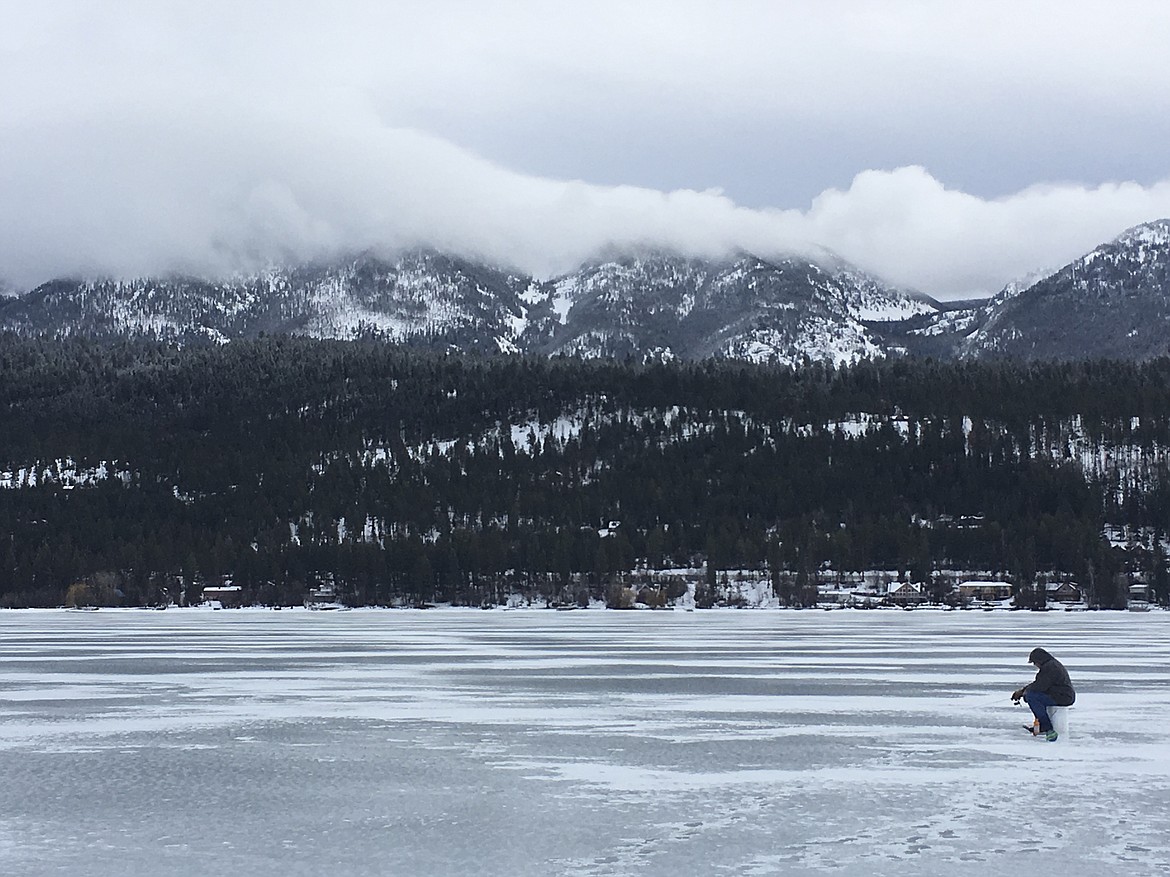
1012;647;1075;741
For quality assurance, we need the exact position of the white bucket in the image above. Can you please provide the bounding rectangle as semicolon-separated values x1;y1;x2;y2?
1048;705;1071;739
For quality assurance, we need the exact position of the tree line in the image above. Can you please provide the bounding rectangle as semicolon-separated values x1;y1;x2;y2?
0;335;1167;607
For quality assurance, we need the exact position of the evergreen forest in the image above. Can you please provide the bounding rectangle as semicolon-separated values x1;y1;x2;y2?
2;335;1169;609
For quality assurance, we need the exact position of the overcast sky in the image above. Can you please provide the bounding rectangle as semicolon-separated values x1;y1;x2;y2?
4;1;1170;298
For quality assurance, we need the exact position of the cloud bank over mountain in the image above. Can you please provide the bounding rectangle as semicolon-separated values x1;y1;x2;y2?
5;100;1170;298
4;2;1170;298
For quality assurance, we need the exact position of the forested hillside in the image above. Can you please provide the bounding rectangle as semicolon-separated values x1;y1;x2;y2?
2;335;1168;608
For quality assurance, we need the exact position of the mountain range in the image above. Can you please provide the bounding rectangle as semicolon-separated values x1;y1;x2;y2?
3;220;1169;365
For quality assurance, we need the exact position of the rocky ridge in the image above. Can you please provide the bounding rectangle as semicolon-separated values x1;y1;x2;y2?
3;220;1170;363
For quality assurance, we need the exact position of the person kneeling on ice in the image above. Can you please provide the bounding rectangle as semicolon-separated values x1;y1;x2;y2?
1012;647;1076;741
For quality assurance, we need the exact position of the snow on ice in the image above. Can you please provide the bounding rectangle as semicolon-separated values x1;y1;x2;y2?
0;608;1168;876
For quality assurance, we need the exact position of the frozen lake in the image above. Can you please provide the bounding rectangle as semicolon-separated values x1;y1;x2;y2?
2;608;1169;876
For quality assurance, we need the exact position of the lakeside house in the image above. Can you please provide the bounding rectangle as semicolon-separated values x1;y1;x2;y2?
886;582;928;606
957;581;1014;602
1129;579;1152;611
306;582;343;610
201;584;243;608
1045;582;1083;604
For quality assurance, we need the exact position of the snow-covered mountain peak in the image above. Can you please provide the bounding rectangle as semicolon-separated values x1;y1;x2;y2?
1110;218;1170;249
5;219;1170;363
958;217;1170;362
0;245;944;367
1073;218;1170;276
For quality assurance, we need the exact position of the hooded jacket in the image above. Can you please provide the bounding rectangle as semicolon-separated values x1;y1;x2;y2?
1024;648;1076;706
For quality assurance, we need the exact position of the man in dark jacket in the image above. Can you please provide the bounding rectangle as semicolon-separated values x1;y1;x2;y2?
1012;647;1075;741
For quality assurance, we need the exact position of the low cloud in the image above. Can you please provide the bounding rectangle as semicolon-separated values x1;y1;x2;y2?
2;100;1169;299
803;168;1170;297
5;3;1170;299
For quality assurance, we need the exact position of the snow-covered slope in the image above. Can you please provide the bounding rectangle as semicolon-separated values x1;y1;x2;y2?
7;219;1170;363
0;252;532;353
0;248;937;366
525;252;935;366
960;219;1170;361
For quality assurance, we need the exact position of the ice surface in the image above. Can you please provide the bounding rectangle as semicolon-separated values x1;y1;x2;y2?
1;608;1168;876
